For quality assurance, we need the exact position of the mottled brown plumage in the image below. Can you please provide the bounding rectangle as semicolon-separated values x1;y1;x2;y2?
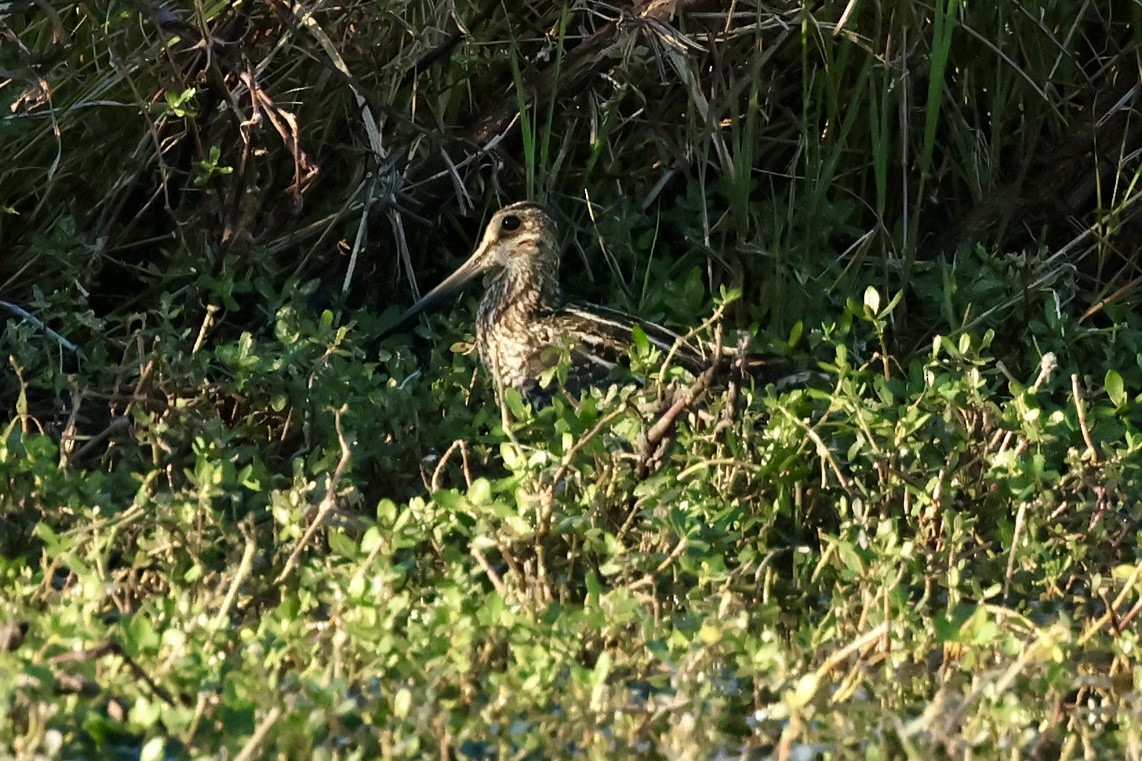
392;202;786;402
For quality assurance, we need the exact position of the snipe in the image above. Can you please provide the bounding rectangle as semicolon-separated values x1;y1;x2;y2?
391;201;787;402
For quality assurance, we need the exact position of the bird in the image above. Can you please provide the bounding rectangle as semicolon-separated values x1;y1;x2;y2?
388;201;794;404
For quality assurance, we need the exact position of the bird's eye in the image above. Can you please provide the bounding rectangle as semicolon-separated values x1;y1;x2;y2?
500;215;522;232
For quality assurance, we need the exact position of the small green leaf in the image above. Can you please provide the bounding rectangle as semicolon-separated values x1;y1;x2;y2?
140;737;166;761
327;529;357;558
393;688;413;719
788;673;819;708
504;387;528;419
787;320;803;347
432;489;467;512
697;623;721;645
630;324;649;354
469;478;492;505
1105;369;1125;408
863;286;881;314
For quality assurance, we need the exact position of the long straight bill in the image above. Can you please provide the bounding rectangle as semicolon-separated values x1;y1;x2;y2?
384;249;489;335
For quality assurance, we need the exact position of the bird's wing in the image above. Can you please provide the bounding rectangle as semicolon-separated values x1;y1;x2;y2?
557;302;710;374
521;303;816;405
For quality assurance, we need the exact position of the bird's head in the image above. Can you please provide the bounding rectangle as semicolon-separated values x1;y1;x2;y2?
393;202;561;328
470;202;558;273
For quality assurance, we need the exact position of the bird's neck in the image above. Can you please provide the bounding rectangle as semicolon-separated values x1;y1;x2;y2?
479;245;562;323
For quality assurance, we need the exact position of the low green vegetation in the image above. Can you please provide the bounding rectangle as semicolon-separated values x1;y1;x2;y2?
2;0;1141;758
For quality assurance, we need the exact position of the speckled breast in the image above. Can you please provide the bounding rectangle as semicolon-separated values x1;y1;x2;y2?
475;312;555;392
